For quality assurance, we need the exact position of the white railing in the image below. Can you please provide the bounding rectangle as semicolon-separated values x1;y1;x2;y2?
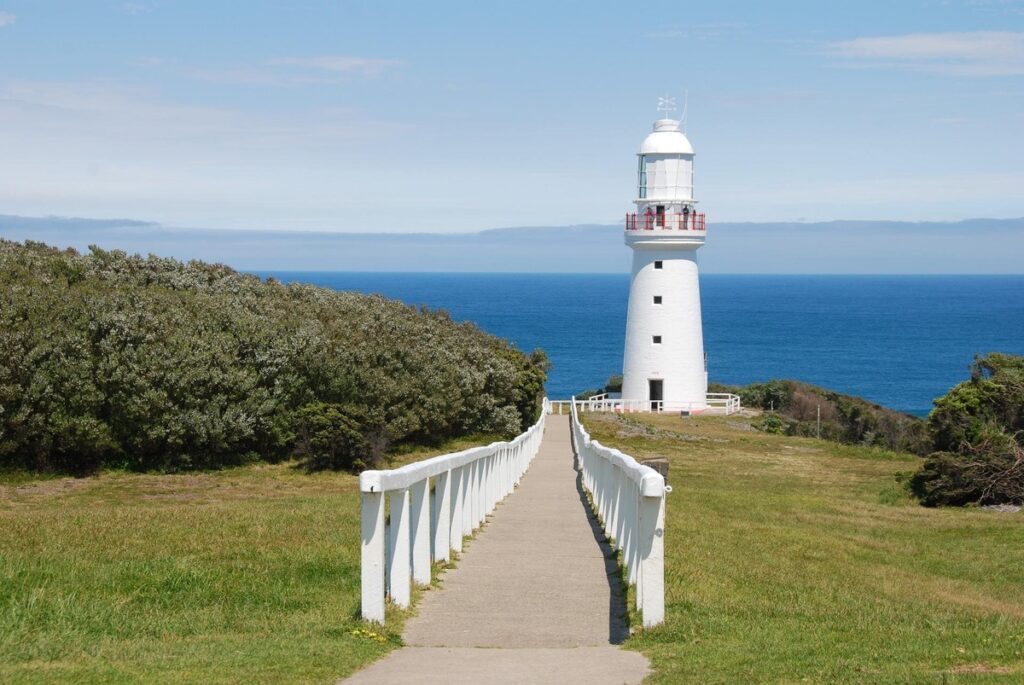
548;400;573;414
570;397;668;627
706;393;742;414
564;393;741;415
359;399;549;623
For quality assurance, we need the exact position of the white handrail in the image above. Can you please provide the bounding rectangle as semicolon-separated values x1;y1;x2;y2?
561;393;741;415
569;397;667;627
359;398;550;623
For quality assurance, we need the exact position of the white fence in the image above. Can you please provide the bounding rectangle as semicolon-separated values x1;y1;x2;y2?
359;399;549;623
706;393;742;414
559;392;741;415
570;398;668;627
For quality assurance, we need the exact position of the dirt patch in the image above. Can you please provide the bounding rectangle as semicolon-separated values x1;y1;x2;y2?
6;477;94;498
140;492;204;501
947;662;1016;674
933;588;1024;620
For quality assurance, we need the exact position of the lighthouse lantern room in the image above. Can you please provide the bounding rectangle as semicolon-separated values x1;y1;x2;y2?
621;109;708;412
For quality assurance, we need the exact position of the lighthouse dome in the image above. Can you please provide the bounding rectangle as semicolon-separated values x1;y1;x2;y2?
640;119;694;155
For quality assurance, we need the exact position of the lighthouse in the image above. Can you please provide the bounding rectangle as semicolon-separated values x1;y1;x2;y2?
621;111;708;412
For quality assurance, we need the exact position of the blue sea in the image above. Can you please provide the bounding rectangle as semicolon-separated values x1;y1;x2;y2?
257;273;1024;416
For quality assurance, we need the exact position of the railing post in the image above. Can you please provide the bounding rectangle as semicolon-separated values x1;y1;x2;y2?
410;479;431;586
470;460;480;530
609;470;621;547
491;452;498;509
639;493;666;627
461;462;474;537
387;488;411;608
626;485;638;585
477;456;487;526
504;445;512;495
450;465;464;554
433;470;451;563
360;490;386;623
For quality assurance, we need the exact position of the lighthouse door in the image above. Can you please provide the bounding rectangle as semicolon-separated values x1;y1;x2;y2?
648;379;664;412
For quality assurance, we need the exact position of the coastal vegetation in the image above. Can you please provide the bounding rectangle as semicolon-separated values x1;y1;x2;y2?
719;353;1024;507
0;240;547;475
583;411;1024;683
912;353;1024;507
709;379;931;455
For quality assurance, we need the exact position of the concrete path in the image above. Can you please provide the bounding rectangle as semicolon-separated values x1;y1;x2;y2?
342;415;650;684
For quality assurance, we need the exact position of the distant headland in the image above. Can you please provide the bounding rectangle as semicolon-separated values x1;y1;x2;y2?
1;213;1022;274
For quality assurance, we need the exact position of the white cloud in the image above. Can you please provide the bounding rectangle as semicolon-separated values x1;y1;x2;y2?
0;11;16;27
120;2;155;15
828;31;1024;76
183;55;403;86
132;56;171;67
0;79;406;149
0;78;417;230
645;22;745;40
268;55;404;76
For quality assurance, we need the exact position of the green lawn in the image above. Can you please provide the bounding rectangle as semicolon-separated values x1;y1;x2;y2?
582;412;1024;684
0;437;487;684
6;416;1023;684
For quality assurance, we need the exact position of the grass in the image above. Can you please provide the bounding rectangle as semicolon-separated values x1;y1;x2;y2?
582;412;1024;684
0;435;488;684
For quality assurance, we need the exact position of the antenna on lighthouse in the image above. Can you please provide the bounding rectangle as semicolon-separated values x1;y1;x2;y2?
681;90;689;132
657;95;677;118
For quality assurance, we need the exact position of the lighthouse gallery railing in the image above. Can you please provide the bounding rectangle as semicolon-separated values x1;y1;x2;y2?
626;211;706;231
359;399;548;623
570;397;667;627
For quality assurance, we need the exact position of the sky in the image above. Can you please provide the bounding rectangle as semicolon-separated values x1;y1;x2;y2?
1;1;1023;233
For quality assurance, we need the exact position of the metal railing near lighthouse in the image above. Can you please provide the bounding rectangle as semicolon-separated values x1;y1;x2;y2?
625;211;706;232
570;397;668;628
359;399;549;623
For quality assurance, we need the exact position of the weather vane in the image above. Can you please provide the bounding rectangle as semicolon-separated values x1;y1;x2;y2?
657;95;677;118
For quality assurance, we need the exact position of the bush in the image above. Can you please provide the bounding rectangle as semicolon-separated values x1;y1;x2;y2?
0;240;548;474
729;379;930;454
911;444;1024;507
912;353;1024;506
739;380;792;412
293;403;370;472
754;413;786;435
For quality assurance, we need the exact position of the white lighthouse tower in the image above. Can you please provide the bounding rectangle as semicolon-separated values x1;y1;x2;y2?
621;106;708;412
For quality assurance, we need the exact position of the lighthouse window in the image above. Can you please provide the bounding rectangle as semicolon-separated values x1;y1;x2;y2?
652;335;662;344
654;261;663;269
653;295;662;304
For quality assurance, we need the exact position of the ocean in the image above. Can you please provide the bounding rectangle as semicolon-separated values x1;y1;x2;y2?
257;273;1024;416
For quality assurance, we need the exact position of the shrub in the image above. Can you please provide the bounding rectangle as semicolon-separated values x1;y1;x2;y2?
740;380;792;412
911;444;1024;507
0;240;548;474
912;353;1024;506
730;379;929;453
293;403;370;472
754;413;786;435
604;375;623;393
